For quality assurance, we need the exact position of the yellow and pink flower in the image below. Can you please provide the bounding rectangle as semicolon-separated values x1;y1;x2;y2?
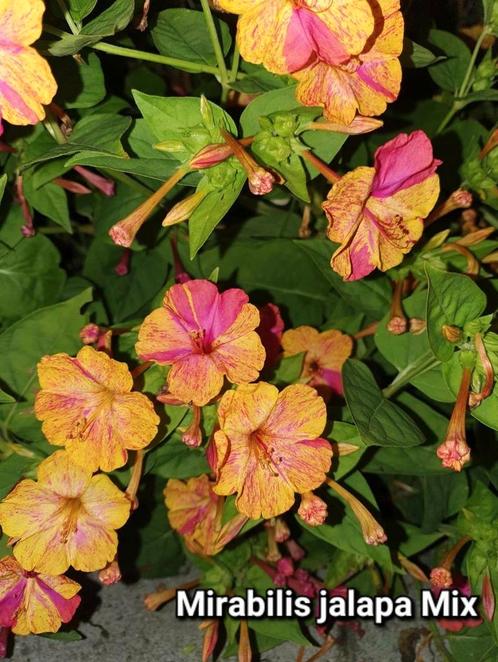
34;346;159;472
164;474;247;556
294;0;404;123
0;451;131;575
323;130;441;280
136;279;266;406
0;0;57;132
214;0;374;81
0;556;80;635
212;382;332;519
282;325;353;398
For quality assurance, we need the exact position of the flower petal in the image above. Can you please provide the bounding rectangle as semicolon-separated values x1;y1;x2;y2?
262;384;327;441
167;353;224;406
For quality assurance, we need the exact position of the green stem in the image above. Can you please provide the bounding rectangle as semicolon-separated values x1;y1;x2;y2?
55;0;80;35
382;351;441;399
91;41;220;75
458;29;489;98
229;46;241;83
199;0;228;87
436;29;489;134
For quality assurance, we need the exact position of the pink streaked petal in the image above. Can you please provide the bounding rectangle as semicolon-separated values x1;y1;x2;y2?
285;9;349;72
36;579;81;623
0;579;25;627
372;131;442;198
136;307;194;363
167;353;224;406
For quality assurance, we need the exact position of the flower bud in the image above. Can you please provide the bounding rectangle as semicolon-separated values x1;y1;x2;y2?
200;619;219;662
181;405;202;447
162;190;207;227
430;567;453;589
409;318;426;335
274;517;290;543
98;559;122;585
73;166;115;197
307;116;383;135
80;323;101;345
190;143;233;169
442;324;463;343
437;367;472;471
482;574;495;622
298;491;328;526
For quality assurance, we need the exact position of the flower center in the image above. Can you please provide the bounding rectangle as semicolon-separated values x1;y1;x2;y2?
60;497;82;543
251;431;283;478
189;329;210;354
339;56;361;73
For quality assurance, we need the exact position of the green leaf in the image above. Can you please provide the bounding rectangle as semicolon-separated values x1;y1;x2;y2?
147;437;209;479
23;175;71;232
0;235;66;323
249;618;311;646
151;9;232;68
295;239;391;318
83;237;171;322
39;630;83;641
0;289;92;442
425;264;486;362
401;38;445;68
271;353;305;386
67;0;97;21
133;92;236;147
0;174;6;203
0;389;15;404
48;0;135;56
427;29;472;92
0;455;34;499
52;52;106;109
375;290;453;402
343;359;425;448
188;174;246;258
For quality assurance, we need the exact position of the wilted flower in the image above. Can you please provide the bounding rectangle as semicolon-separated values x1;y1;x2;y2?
0;0;57;131
136;279;265;406
323;131;441;280
282;325;353;397
221;129;278;195
34;346;159;472
327;478;386;545
164;475;247;556
0;556;81;635
0;451;130;575
213;382;332;519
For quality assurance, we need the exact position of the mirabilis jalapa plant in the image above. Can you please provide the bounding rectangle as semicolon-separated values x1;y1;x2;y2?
0;0;497;658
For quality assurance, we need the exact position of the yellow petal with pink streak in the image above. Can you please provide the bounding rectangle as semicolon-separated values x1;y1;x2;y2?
233;1;293;74
315;330;353;371
80;474;130;530
350;57;402;119
12;523;71;575
0;1;57;126
324;167;374;244
35;348;159;472
212;303;265;384
282;326;320;357
262;384;326;440
295;63;359;125
218;382;279;437
0;480;63;539
167;353;224;406
308;0;374;57
37;450;91;497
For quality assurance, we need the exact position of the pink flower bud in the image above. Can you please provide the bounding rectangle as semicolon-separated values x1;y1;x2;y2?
298;491;328;526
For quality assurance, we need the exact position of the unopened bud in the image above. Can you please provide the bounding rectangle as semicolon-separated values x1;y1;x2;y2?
274;517;290;543
162;190;207;227
80;323;101;345
181;406;202;447
190;143;233;169
442;324;462;343
298;491;328;526
430;567;453;588
200;619;219;662
387;315;408;335
409;318;426;335
98;559;122;585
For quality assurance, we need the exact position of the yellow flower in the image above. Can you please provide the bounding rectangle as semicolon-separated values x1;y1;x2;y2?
0;556;81;635
0;0;57;130
34;346;159;472
213;382;332;519
0;451;130;575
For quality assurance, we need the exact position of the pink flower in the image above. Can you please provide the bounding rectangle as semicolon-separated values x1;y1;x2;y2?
136;279;266;406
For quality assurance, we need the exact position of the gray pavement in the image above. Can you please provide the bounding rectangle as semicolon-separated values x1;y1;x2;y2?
8;573;440;661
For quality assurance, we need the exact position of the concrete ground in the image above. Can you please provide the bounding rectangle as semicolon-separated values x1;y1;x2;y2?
8;573;441;661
